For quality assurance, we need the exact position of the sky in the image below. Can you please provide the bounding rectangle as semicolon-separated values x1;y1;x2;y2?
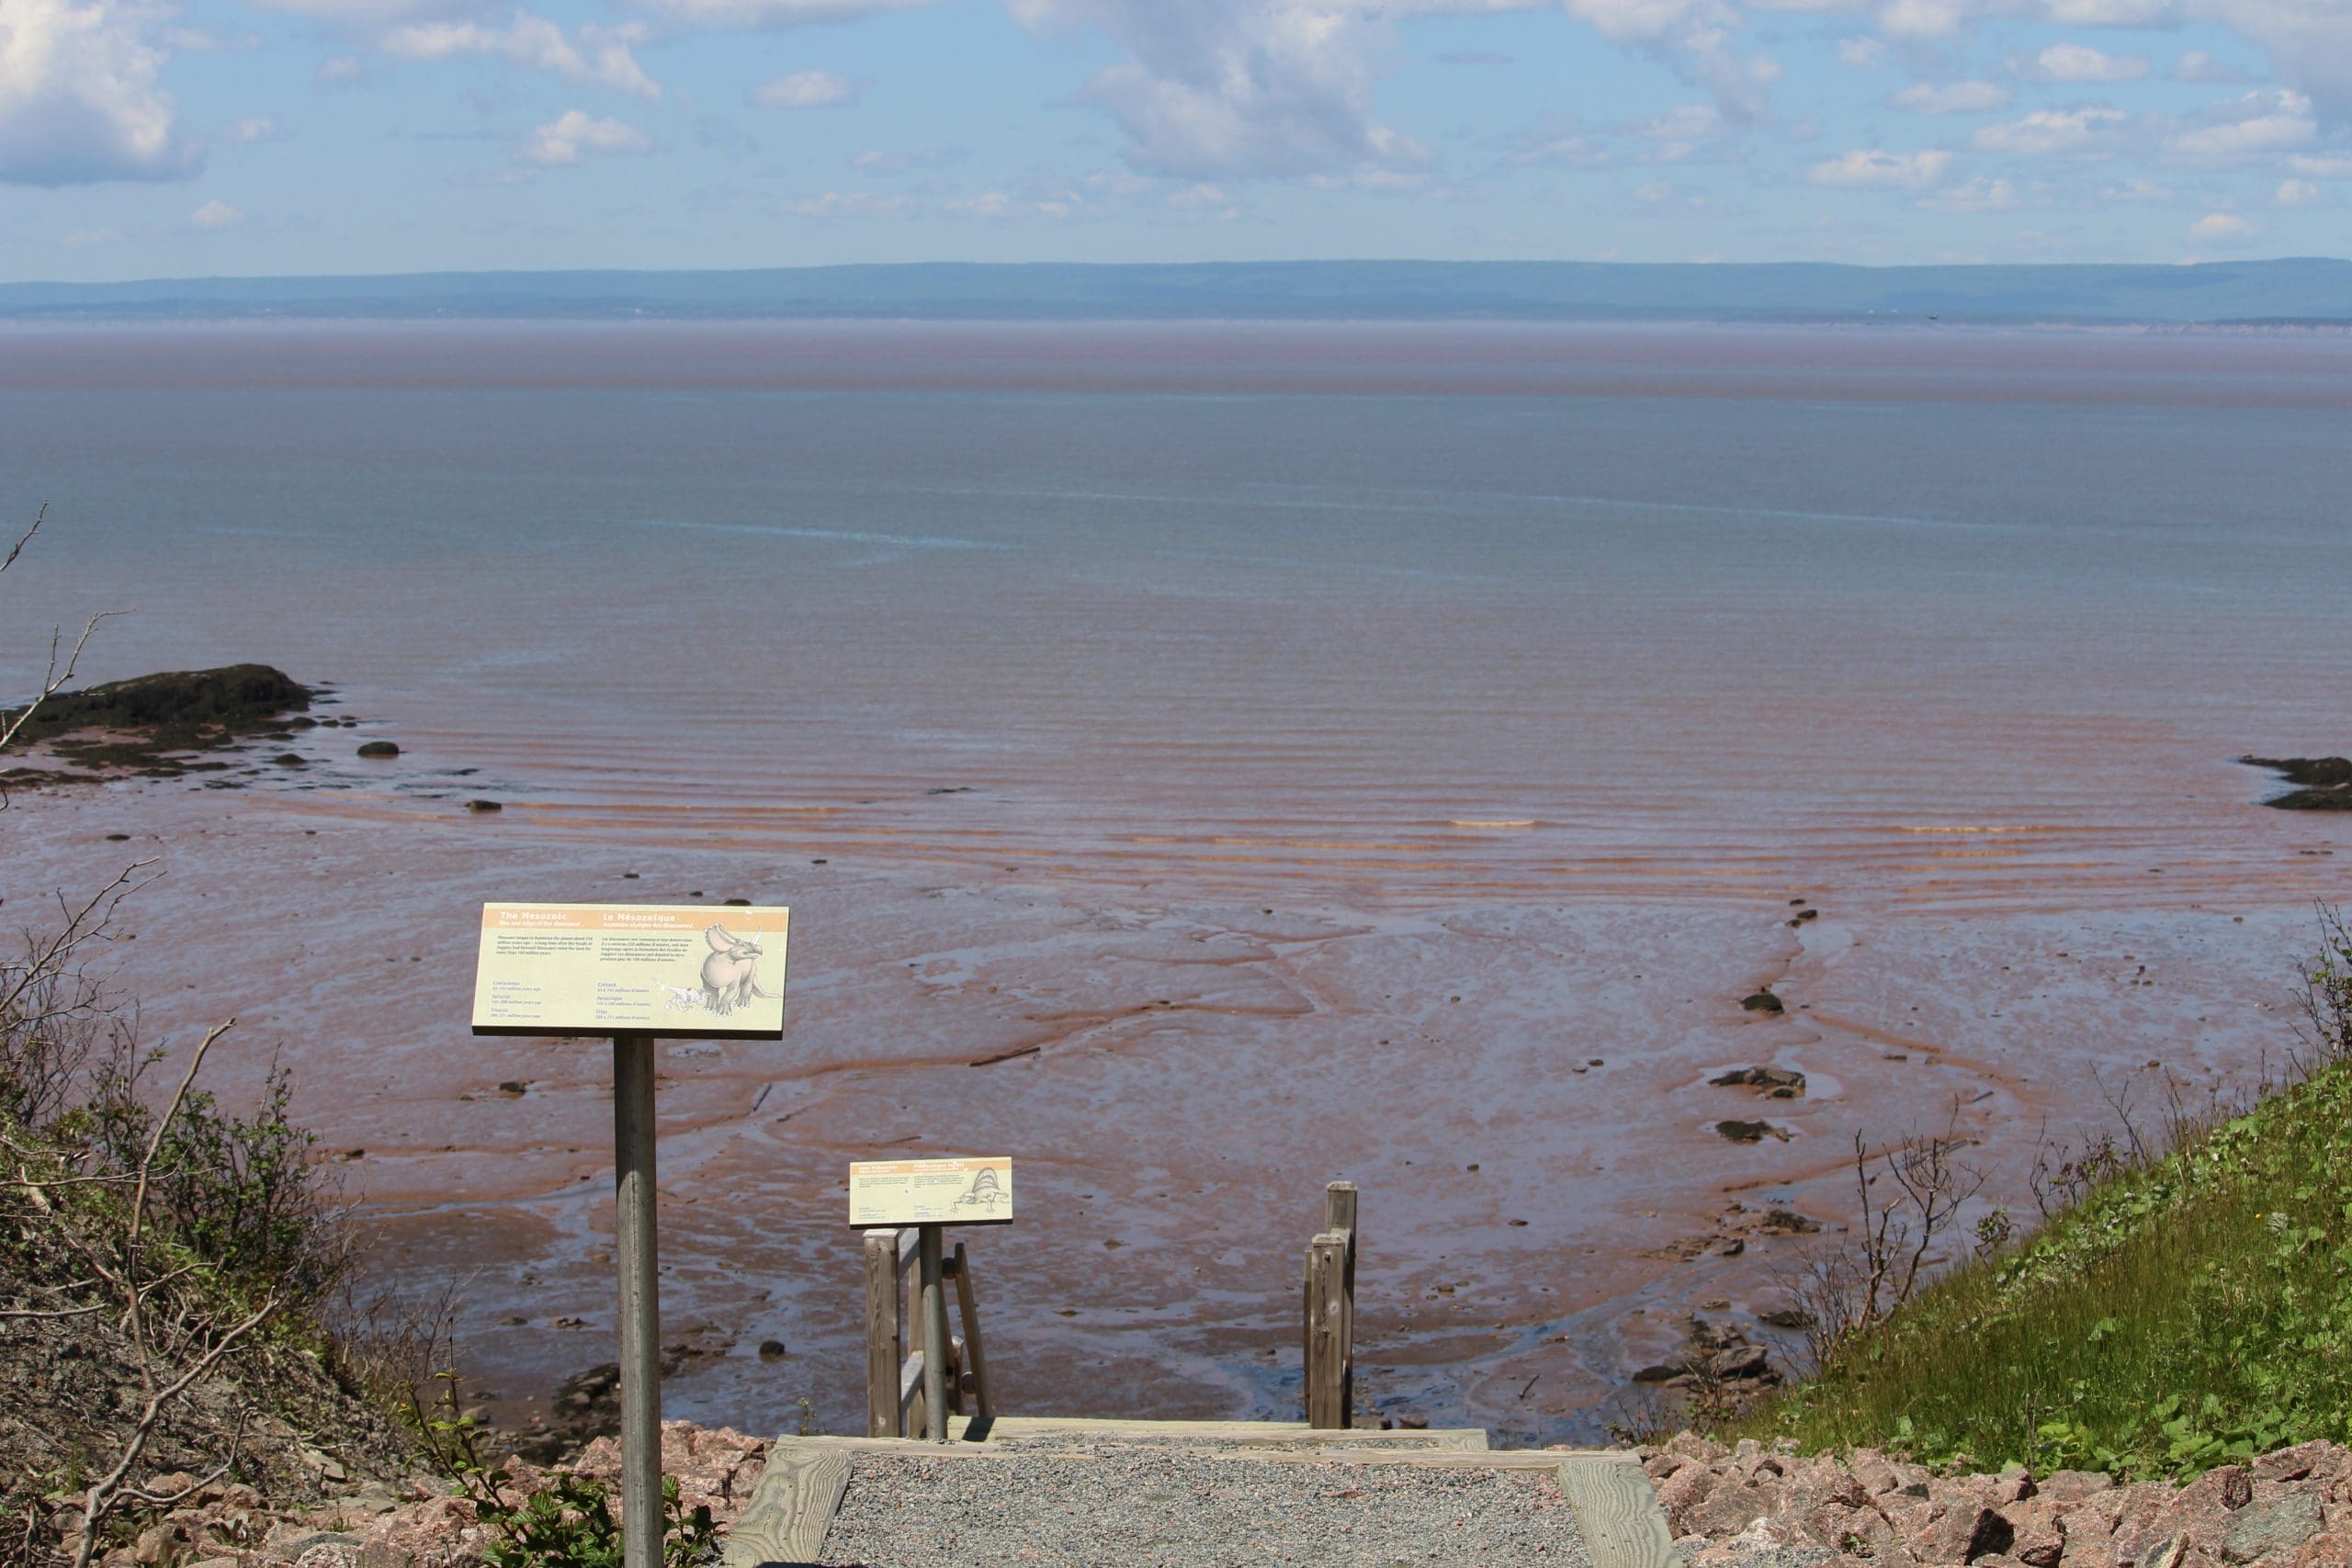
3;0;2349;280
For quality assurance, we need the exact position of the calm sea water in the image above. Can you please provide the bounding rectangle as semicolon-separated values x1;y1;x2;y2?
6;321;2348;1442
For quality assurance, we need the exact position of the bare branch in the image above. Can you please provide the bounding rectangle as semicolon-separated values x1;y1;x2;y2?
0;502;43;576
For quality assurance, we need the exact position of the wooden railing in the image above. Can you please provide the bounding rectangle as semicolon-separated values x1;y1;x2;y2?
1305;1180;1358;1428
862;1226;993;1439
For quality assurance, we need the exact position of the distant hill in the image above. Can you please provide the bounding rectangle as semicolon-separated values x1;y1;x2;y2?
3;258;2348;324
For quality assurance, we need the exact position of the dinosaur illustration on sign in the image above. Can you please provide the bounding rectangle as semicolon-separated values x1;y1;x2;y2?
698;924;781;1017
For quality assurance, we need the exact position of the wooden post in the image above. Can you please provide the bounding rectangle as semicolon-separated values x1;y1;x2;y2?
1306;1229;1351;1428
863;1230;901;1438
918;1225;949;1441
612;1033;662;1568
1326;1181;1358;1423
951;1242;994;1423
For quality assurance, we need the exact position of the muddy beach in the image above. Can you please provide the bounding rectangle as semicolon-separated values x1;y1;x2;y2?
6;320;2348;1448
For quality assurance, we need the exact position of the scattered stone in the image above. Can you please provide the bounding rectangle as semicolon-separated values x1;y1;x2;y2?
1741;992;1786;1014
1716;1120;1790;1144
464;799;502;813
1713;1066;1808;1098
356;740;399;759
758;1339;787;1361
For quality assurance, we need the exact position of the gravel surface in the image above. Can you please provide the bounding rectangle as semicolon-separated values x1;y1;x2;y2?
819;1445;1593;1567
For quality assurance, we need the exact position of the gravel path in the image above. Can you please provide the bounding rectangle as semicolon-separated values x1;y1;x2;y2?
818;1444;1594;1567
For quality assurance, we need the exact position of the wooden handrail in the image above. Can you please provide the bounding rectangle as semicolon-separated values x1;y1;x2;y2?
864;1225;994;1438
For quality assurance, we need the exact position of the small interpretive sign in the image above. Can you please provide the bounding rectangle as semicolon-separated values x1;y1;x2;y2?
849;1156;1014;1228
470;903;789;1038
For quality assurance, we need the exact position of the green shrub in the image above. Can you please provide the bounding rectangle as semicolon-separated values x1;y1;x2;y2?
1743;1055;2352;1479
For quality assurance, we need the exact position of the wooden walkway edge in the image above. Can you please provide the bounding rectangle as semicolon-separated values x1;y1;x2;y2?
722;1422;1676;1568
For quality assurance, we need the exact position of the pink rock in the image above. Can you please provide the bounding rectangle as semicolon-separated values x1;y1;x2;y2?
2041;1471;2118;1503
1656;1460;1722;1531
2250;1444;2335;1486
1907;1504;2017;1564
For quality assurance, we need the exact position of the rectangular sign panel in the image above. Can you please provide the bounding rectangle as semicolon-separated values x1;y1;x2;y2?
470;903;789;1038
849;1156;1014;1228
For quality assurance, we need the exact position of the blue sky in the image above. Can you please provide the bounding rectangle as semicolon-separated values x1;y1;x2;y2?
3;0;2348;279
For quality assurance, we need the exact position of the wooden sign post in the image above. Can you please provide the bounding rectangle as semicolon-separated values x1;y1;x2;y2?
472;904;790;1568
850;1157;1012;1442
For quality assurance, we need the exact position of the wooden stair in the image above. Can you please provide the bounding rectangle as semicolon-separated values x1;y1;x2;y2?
723;1416;1676;1568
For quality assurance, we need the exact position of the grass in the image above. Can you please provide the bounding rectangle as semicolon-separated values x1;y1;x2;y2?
1737;1054;2352;1480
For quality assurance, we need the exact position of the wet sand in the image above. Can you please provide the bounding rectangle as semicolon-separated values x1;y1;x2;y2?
7;743;2341;1446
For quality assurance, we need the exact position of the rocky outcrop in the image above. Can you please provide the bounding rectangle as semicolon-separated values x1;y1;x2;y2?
2242;756;2352;811
3;665;313;783
1644;1434;2352;1567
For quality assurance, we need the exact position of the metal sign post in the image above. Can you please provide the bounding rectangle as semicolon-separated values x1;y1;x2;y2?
470;904;791;1568
613;1032;662;1567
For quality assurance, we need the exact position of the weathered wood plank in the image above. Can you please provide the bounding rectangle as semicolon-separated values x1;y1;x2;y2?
951;1241;995;1423
862;1231;899;1438
918;1225;948;1441
944;1415;1489;1445
720;1442;849;1568
1556;1457;1679;1568
1306;1230;1351;1428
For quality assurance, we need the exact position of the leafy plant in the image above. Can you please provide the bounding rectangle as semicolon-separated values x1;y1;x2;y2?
413;1369;716;1568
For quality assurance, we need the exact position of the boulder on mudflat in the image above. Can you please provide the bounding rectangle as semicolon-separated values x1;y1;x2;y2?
1740;991;1786;1013
2242;754;2352;810
1713;1066;1808;1098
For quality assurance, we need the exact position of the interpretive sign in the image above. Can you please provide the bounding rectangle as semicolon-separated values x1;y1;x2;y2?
470;903;790;1039
850;1156;1014;1227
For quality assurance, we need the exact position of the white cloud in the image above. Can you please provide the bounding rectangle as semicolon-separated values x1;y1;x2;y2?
1889;79;2011;113
515;108;652;165
778;189;911;216
316;55;364;84
1876;0;1975;41
2025;42;2149;83
0;0;200;185
379;13;659;97
2275;176;2318;204
1166;182;1239;217
1973;105;2126;155
2290;152;2352;175
1556;0;1782;122
1010;0;1425;180
190;197;243;228
1626;100;1725;160
1634;177;1676;200
161;27;263;51
1837;35;1887;68
751;68;854;108
2170;51;2250;85
2187;210;2256;243
1809;146;1951;186
223;116;280;141
2102;175;2171;199
2046;0;2167;21
1917;174;2017;208
638;0;931;29
62;225;120;244
2165;88;2316;159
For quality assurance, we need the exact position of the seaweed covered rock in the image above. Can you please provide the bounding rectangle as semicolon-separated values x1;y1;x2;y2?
4;664;313;782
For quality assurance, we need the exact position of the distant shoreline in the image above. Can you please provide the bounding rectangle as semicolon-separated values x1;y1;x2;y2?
5;256;2349;328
